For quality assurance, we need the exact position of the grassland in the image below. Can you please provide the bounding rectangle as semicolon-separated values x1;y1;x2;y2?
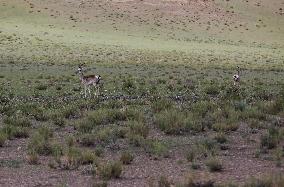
0;0;284;186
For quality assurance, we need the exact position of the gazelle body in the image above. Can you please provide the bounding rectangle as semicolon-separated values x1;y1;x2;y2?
77;66;101;98
233;67;240;86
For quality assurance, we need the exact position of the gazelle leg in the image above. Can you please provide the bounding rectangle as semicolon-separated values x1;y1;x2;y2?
94;85;99;97
97;86;100;97
84;85;87;98
93;84;97;97
88;86;91;97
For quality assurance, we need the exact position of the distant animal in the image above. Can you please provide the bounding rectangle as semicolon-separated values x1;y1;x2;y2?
233;66;240;86
76;65;101;98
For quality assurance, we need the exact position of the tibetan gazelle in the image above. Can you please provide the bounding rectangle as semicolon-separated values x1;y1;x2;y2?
233;66;240;86
76;65;101;98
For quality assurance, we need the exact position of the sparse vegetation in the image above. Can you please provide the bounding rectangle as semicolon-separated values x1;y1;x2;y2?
26;151;40;165
120;151;134;165
0;0;283;185
98;161;123;179
243;174;284;187
206;158;223;172
144;140;168;158
155;109;188;135
28;127;53;155
0;132;7;147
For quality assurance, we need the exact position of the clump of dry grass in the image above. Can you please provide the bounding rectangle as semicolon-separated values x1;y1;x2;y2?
0;132;8;147
120;151;134;165
205;157;223;172
97;161;123;179
28;127;54;156
155;109;189;135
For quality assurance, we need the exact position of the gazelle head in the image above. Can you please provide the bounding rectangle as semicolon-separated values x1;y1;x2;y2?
233;66;241;83
95;75;102;84
237;66;240;75
76;65;83;74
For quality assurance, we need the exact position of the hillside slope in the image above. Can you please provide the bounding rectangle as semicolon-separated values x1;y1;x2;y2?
1;0;283;51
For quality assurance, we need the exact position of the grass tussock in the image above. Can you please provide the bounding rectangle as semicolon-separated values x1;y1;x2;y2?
98;161;123;179
152;98;173;113
3;115;32;127
144;140;169;158
127;120;149;138
76;108;143;133
243;174;284;187
28;127;54;155
155;109;189;135
0;132;8;147
120;151;134;165
26;151;40;165
205;157;223;172
260;126;283;150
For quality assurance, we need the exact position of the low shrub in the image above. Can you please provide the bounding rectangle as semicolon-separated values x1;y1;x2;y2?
191;162;201;170
96;127;116;145
3;115;32;127
35;84;47;90
248;118;264;129
186;149;196;162
79;133;96;147
62;105;80;119
94;146;104;157
240;107;266;121
155;109;188;135
113;126;129;139
212;122;239;132
205;158;222;172
243;174;284;187
66;135;75;147
122;77;137;94
144;140;168;158
98;161;122;179
13;127;29;138
0;132;7;147
127;120;149;138
81;150;98;165
52;116;66;127
76;119;93;133
177;173;214;187
125;108;145;122
26;151;39;165
28;127;53;155
128;134;145;147
214;133;227;144
158;175;171;187
77;108;128;132
233;100;247;112
87;108;126;126
191;101;215;118
51;143;63;158
93;181;108;187
120;151;134;165
185;119;205;133
260;134;278;150
1;125;29;139
260;126;283;150
58;147;82;170
192;138;218;159
203;83;220;95
200;138;218;153
151;98;173;113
